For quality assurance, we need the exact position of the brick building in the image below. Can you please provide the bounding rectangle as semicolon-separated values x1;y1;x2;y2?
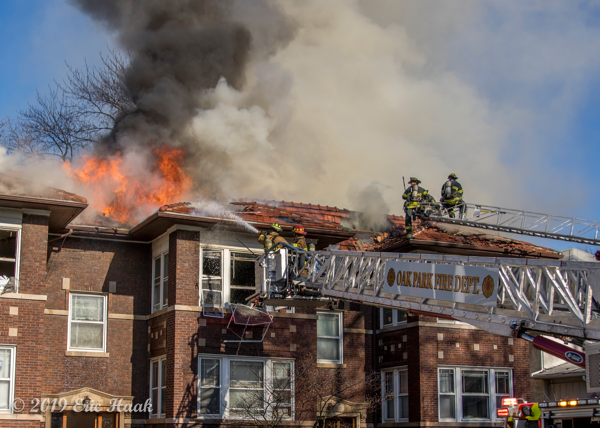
0;192;561;427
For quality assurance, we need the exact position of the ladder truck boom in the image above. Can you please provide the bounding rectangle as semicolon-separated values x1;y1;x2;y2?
424;201;600;246
256;245;599;380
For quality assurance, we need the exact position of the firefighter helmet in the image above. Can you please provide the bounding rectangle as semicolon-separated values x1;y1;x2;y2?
270;223;282;232
293;225;307;235
409;177;421;184
448;173;458;180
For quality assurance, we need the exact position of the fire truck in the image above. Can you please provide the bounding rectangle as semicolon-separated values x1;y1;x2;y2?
244;207;600;428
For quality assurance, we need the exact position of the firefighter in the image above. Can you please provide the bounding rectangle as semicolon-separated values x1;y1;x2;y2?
258;223;288;251
440;173;464;218
402;177;430;239
292;226;308;250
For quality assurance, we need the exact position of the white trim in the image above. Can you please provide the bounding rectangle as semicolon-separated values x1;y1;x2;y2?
381;367;409;423
0;208;22;228
149;355;167;419
151;252;169;313
437;366;513;423
0;345;16;414
316;311;343;364
197;354;295;420
67;293;107;353
0;227;21;292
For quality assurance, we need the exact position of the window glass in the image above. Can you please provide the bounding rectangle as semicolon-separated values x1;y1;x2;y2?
385;372;394;419
203;251;222;277
273;362;292;416
151;361;159;417
161;359;166;415
398;395;409;419
317;313;342;362
495;371;509;394
495;371;510;410
317;313;340;336
462;371;488;394
230;253;256;304
201;359;220;387
0;348;10;410
382;308;394;326
0;349;10;378
439;395;455;419
153;257;161;311
230;361;264;415
199;359;221;415
317;338;340;361
162;253;169;307
230;361;263;388
72;295;104;322
0;230;17;260
70;294;105;350
439;369;454;393
462;396;489;419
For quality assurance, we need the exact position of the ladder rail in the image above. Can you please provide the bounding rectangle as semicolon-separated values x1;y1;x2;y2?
460;203;600;244
259;249;600;340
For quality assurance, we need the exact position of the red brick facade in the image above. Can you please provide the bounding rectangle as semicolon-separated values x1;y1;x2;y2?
0;204;533;428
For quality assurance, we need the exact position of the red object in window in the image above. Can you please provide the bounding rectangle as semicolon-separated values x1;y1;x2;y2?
497;408;509;418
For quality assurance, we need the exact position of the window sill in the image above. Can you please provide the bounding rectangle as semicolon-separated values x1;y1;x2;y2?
65;351;109;358
317;362;346;368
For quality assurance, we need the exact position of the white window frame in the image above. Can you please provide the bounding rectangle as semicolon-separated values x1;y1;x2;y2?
149;356;166;419
381;366;408;423
380;308;408;329
0;346;16;414
197;354;294;420
316;311;343;364
199;247;267;309
67;292;107;353
200;247;224;306
437;366;513;423
152;252;169;313
0;227;21;293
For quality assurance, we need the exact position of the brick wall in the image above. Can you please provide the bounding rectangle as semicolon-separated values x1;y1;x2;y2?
0;214;48;427
168;230;199;307
377;313;530;424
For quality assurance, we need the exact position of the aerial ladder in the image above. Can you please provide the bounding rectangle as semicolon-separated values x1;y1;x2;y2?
256;243;600;393
424;201;600;246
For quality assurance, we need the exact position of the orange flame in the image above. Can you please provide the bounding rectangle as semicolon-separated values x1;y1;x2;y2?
64;146;192;224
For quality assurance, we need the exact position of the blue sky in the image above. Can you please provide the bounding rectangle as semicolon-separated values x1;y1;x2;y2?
0;1;113;117
0;1;599;253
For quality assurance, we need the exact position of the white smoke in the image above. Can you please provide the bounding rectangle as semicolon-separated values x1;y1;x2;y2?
4;0;600;225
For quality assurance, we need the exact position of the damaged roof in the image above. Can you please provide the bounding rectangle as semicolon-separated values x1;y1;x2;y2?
130;200;355;247
335;215;562;259
0;173;88;230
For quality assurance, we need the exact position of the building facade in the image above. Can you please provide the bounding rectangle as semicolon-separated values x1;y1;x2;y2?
0;195;560;427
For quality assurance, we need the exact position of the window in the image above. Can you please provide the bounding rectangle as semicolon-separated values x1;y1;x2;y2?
198;355;293;419
150;357;166;418
0;347;15;413
199;359;221;415
0;228;20;293
382;368;408;423
152;252;169;312
68;293;107;352
229;361;264;417
438;367;512;422
230;252;256;304
273;362;292;417
317;312;343;363
380;308;407;328
200;248;258;308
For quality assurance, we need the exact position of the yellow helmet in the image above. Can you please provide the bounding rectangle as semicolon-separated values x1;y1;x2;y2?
271;223;282;232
